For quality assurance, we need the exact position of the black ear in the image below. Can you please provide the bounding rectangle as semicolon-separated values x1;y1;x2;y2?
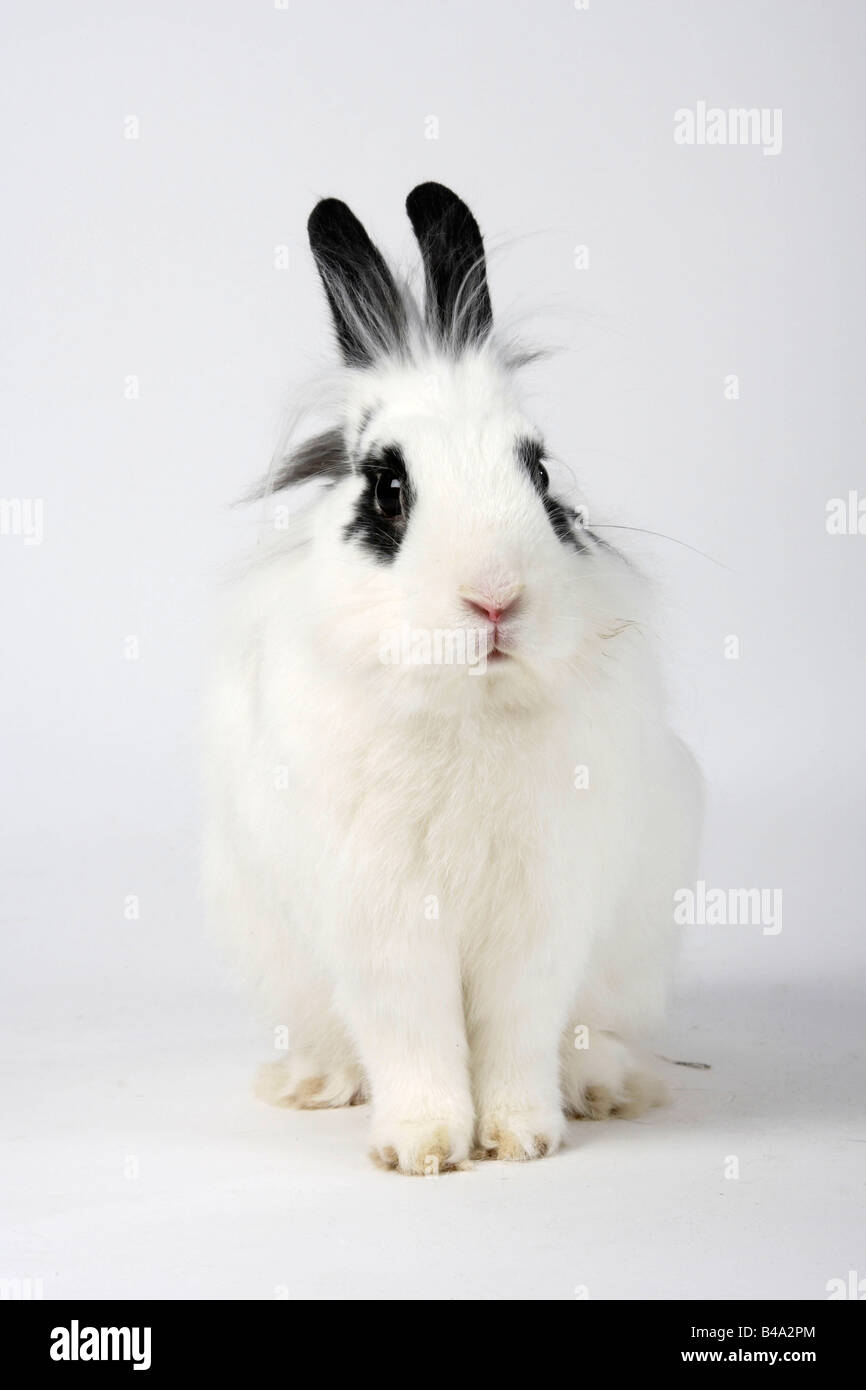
406;182;493;350
246;428;349;499
308;198;407;366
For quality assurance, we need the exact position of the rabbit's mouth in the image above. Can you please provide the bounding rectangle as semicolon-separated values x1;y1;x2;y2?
490;627;520;660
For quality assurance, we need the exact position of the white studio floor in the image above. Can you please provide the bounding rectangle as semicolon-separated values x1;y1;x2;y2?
2;781;864;1302
2;0;865;1308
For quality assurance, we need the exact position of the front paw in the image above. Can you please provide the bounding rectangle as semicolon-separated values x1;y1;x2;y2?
476;1106;564;1162
369;1111;473;1175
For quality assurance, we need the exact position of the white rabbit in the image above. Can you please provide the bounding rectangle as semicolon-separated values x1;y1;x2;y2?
203;183;702;1173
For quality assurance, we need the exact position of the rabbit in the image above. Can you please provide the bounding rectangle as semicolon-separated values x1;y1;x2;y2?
203;182;702;1174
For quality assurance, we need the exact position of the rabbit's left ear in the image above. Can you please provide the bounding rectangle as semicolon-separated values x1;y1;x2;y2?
308;198;407;366
406;182;493;350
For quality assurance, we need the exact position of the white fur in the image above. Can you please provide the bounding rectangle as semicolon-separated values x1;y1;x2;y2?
203;343;702;1173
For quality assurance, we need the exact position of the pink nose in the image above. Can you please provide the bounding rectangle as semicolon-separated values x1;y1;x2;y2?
459;584;524;625
463;598;511;624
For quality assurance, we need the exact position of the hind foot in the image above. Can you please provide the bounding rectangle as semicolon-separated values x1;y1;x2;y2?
254;1056;367;1109
563;1030;669;1120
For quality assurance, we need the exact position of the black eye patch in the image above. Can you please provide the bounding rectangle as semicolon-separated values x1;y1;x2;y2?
516;437;587;553
517;437;549;494
343;445;415;563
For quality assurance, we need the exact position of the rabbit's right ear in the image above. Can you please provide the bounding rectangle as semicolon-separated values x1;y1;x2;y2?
308;198;407;367
406;182;493;350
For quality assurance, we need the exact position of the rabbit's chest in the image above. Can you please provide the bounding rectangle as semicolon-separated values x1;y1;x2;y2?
332;713;600;930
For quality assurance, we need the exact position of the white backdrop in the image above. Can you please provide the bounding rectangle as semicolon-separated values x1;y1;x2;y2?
1;0;864;1301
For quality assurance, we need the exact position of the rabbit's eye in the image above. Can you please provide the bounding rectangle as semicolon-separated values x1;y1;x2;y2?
374;469;403;519
518;437;549;494
528;455;549;493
